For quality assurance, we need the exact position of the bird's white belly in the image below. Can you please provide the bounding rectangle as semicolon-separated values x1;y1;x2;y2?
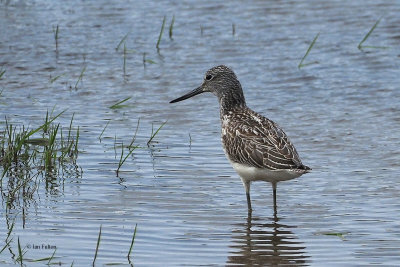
231;162;303;184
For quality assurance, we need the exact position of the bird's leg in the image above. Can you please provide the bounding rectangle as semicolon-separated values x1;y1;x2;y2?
242;180;252;212
272;182;277;216
246;191;252;212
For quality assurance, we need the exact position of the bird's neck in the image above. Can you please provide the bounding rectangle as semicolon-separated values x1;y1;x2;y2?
218;89;246;117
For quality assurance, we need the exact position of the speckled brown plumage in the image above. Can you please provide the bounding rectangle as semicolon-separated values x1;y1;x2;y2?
221;107;310;172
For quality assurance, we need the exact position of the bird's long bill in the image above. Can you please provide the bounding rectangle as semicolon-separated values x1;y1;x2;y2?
169;86;203;103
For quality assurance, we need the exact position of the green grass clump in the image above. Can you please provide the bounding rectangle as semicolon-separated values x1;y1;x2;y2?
298;32;319;69
0;110;80;210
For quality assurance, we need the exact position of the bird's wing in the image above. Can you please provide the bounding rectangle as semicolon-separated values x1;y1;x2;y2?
222;110;304;170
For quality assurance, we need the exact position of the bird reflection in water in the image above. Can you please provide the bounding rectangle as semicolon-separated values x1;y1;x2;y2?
227;213;309;266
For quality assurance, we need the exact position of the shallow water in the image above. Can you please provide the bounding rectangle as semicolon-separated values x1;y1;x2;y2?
1;0;400;266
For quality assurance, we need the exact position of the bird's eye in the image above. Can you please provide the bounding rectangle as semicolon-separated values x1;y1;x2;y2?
205;74;213;81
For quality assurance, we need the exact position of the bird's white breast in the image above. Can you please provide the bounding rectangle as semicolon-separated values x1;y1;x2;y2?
231;161;303;184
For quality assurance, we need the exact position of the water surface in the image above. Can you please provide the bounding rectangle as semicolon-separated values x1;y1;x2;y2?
1;0;400;266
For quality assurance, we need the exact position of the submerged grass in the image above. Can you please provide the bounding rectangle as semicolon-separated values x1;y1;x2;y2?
156;16;166;50
358;16;388;50
298;32;319;69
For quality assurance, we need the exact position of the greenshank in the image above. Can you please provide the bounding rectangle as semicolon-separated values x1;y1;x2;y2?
170;65;310;214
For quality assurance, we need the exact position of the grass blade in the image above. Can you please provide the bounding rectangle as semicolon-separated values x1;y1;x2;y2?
109;97;132;109
142;53;156;68
358;16;385;50
47;248;57;265
116;119;140;175
53;24;59;51
169;15;175;39
93;225;102;265
99;120;111;140
31;248;57;263
128;118;140;149
0;238;13;254
156;16;166;49
147;120;167;146
116;142;137;176
26;110;66;140
116;32;129;51
74;65;87;89
0;68;5;79
298;32;319;69
123;43;127;76
17;236;24;265
49;73;65;83
127;224;138;260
